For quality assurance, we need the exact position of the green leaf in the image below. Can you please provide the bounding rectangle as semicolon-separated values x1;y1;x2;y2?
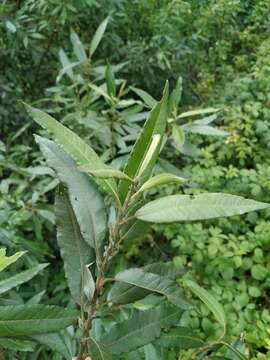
58;49;76;82
119;82;169;203
135;193;270;223
105;64;116;97
177;107;220;119
108;268;191;309
0;248;25;272
222;342;247;360
56;190;94;304
157;327;204;348
137;134;161;178
131;87;157;108
90;17;109;56
0;305;77;337
168;76;182;115
70;30;87;62
144;262;186;280
144;344;161;360
172;125;185;147
182;124;228;137
186;280;226;333
79;164;133;182
36;136;107;250
0;337;35;352
83;265;95;302
102;303;183;354
225;338;246;360
137;173;186;194
31;332;72;359
24;104;118;202
88;337;116;360
0;263;48;295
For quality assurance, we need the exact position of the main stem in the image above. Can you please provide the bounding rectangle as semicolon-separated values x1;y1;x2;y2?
76;182;137;360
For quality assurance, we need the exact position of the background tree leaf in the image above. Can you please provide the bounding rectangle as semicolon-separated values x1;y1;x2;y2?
0;263;48;295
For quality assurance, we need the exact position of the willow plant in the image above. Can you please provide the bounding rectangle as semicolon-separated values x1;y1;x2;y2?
13;84;270;359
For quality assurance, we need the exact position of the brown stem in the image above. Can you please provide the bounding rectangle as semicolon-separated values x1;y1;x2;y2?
75;181;138;359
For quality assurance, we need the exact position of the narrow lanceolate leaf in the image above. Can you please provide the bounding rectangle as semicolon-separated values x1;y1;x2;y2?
0;263;48;295
0;305;77;337
168;76;182;115
131;87;157;108
79;164;133;182
186;280;226;333
177;107;220;119
0;248;25;272
105;64;116;97
182;124;228;137
135;193;270;223
36;136;107;249
137;173;186;194
119;83;169;203
90;16;109;56
102;303;183;354
56;191;94;304
157;327;204;348
137;134;161;178
0;338;36;352
88;337;116;360
108;268;191;309
24;103;118;202
70;30;87;62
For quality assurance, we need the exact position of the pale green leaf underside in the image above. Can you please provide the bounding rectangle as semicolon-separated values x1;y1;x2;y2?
108;268;191;309
0;263;48;295
36;135;107;249
137;173;186;193
186;280;226;332
102;303;182;354
177;107;219;119
0;305;77;337
90;17;109;57
79;164;133;182
135;193;270;223
56;191;94;304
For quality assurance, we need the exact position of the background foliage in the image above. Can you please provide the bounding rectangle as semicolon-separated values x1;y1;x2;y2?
1;0;270;358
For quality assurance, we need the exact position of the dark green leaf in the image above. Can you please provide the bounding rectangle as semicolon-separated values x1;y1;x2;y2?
108;268;191;309
157;327;204;348
102;303;183;354
0;305;77;336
